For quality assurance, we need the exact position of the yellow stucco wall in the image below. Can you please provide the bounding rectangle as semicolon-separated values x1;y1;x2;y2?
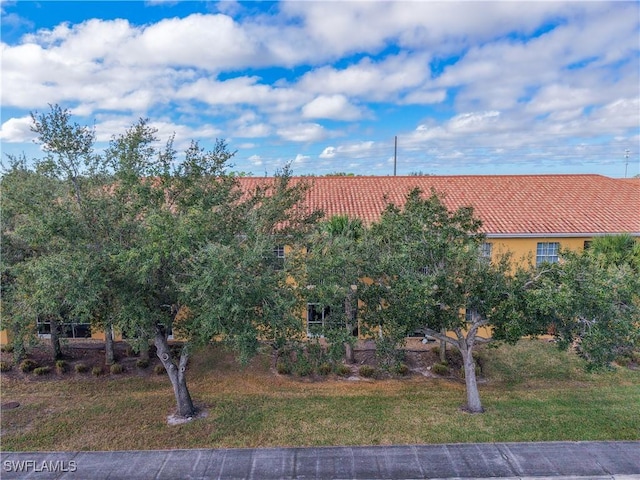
488;236;589;267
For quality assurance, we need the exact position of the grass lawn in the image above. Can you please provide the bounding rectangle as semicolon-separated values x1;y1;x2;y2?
1;339;638;451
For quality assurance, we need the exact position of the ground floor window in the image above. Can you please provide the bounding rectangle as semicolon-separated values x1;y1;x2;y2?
37;318;91;339
307;303;330;336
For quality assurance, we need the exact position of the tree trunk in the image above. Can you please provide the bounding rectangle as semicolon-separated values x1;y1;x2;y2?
439;328;447;363
154;331;195;418
460;346;484;413
50;316;63;360
344;291;356;363
139;337;150;362
344;339;355;364
104;323;115;365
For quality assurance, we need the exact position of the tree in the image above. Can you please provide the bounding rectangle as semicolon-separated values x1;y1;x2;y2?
519;237;640;370
360;189;520;413
2;105;321;419
291;215;364;364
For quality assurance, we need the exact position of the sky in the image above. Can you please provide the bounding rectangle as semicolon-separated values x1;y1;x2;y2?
1;1;639;177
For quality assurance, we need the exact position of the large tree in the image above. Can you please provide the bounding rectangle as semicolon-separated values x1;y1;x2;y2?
517;236;640;370
2;106;320;419
359;189;521;413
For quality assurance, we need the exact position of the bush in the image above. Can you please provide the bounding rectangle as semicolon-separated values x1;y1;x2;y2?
432;363;449;376
136;358;149;369
395;363;410;376
92;366;103;377
19;359;38;373
358;365;376;378
33;366;51;376
1;344;14;353
335;364;351;377
75;363;88;373
294;360;313;377
153;364;165;375
318;362;332;376
276;360;291;375
0;361;12;372
110;363;124;374
55;360;68;374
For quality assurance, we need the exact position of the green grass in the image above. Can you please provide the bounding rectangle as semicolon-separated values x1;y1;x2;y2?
1;339;638;451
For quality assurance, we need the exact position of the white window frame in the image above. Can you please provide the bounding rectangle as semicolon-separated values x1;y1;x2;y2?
536;242;560;266
480;242;492;260
306;303;330;337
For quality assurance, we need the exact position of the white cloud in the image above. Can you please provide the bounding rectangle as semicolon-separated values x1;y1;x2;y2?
277;123;326;143
302;94;361;121
319;146;336;159
248;154;263;166
0;116;34;142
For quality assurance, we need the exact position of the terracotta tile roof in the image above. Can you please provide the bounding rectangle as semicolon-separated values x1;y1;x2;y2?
238;174;640;237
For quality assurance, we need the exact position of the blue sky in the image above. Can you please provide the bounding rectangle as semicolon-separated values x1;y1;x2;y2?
1;1;639;177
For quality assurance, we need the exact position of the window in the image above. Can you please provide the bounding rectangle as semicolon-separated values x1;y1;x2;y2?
307;303;330;336
583;240;592;250
273;245;285;270
37;318;91;339
536;242;559;265
480;242;492;261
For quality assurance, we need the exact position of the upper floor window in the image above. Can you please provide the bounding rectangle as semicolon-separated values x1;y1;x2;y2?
536;242;559;266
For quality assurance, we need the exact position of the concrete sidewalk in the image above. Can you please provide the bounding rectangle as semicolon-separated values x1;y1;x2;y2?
1;441;639;479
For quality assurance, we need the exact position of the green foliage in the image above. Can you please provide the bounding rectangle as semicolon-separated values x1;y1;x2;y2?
519;241;640;371
335;364;351;376
318;362;332;375
276;359;291;375
0;361;12;372
74;363;88;373
92;366;103;376
1;344;14;353
55;360;68;374
394;363;410;376
136;358;149;369
110;363;124;374
19;359;38;373
432;363;450;376
358;365;376;378
153;364;166;375
33;366;51;376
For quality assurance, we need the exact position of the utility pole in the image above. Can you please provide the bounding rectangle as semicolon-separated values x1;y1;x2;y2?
624;149;630;178
393;136;397;176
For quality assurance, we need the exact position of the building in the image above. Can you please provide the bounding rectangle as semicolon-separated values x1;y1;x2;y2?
1;174;638;345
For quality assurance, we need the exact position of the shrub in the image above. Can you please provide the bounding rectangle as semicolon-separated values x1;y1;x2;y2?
75;363;88;373
318;362;332;376
335;364;351;377
276;360;291;375
1;344;14;353
395;363;410;376
358;365;376;378
33;366;51;376
19;359;38;373
153;364;165;375
136;358;149;369
110;363;124;374
293;359;313;377
92;366;103;377
0;361;12;372
432;363;449;376
55;360;68;374
615;356;631;367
